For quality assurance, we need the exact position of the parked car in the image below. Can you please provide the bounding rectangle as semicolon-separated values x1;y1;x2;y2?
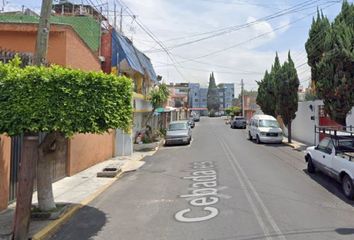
188;118;195;128
248;114;283;144
305;132;354;199
231;116;247;129
193;114;200;122
165;121;192;145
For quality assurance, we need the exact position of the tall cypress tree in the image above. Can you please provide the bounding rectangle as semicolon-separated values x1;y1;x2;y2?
276;52;299;143
257;70;276;117
305;9;330;88
256;53;279;117
307;0;354;125
207;72;220;113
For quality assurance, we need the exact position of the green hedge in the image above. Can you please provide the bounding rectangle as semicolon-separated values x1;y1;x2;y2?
0;61;132;137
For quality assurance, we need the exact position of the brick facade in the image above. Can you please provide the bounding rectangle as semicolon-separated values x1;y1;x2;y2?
0;23;101;71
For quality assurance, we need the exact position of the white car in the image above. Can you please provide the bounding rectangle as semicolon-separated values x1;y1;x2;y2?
248;114;283;144
305;135;354;199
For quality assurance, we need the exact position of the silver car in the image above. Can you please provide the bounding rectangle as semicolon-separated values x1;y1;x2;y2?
165;121;192;145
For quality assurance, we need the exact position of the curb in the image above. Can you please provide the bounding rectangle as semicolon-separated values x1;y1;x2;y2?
31;148;160;240
31;172;124;240
282;141;296;149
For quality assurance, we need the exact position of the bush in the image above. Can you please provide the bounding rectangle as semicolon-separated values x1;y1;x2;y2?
0;62;133;137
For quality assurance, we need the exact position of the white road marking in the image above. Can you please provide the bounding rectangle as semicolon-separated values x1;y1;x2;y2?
219;139;272;240
219;138;287;240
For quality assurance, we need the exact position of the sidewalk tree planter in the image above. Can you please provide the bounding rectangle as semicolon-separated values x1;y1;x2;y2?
0;58;132;239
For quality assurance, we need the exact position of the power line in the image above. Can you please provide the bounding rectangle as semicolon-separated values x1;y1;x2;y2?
146;0;339;53
155;1;338;67
151;0;323;45
115;0;187;82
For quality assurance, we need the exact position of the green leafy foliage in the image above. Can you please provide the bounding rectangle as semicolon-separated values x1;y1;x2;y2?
275;52;300;126
305;9;330;85
207;72;220;112
149;83;170;109
0;62;133;137
256;69;276;117
306;0;354;125
225;106;241;117
256;53;282;117
257;52;300;142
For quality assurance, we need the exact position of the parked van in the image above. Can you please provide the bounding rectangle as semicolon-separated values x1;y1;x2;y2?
248;115;283;144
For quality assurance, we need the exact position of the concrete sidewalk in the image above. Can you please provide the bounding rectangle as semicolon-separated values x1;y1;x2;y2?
282;136;309;151
0;150;156;240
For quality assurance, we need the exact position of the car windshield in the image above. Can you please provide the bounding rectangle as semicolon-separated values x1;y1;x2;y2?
235;117;245;121
169;123;187;131
259;120;279;128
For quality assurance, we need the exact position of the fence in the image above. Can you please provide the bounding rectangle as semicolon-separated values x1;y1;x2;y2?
0;48;33;67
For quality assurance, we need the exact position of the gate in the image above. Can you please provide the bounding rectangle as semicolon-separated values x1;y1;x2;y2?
8;136;22;203
8;134;67;203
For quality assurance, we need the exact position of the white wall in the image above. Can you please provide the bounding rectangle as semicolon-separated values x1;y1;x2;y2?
347;107;354;126
291;102;354;145
291;100;323;145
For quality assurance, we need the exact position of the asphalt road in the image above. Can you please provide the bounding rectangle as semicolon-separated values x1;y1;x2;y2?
51;117;354;240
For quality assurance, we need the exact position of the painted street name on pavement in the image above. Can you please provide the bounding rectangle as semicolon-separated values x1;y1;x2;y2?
175;161;220;223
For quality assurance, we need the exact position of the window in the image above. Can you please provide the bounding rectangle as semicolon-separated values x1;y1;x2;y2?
259;120;279;128
317;137;333;154
195;99;199;102
254;120;258;127
169;122;187;131
195;93;197;96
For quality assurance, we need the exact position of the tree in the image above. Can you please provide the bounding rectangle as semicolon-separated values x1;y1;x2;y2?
305;9;330;87
306;1;354;126
0;61;132;237
142;83;170;128
256;53;280;117
256;70;276;117
207;72;220;112
275;52;300;143
225;106;241;117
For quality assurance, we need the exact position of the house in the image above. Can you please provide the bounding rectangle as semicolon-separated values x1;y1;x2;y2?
0;12;115;211
0;14;102;71
110;30;159;155
243;95;261;121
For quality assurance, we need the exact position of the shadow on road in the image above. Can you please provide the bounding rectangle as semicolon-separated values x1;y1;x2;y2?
50;205;106;240
303;169;354;206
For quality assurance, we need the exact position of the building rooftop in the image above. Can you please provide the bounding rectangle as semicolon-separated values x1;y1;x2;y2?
0;14;100;52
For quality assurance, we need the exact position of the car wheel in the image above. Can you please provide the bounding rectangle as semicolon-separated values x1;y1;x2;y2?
248;131;253;140
256;135;261;144
342;175;354;199
307;156;316;173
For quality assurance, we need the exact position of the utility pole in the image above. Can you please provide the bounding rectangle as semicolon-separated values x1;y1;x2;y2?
119;7;123;33
33;0;53;66
13;1;52;239
113;2;117;29
1;0;5;12
241;79;244;117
